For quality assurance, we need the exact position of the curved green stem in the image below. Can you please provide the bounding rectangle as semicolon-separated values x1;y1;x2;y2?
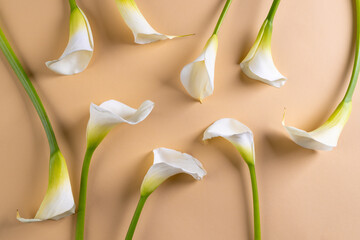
212;0;233;35
125;195;149;240
75;147;96;240
69;0;77;10
0;27;59;155
248;164;261;240
343;0;360;102
266;0;281;23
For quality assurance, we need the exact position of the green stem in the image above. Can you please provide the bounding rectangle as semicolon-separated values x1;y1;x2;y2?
69;0;77;10
212;0;233;35
125;195;149;240
343;0;360;102
0;27;59;155
266;0;281;23
75;147;96;240
248;164;261;240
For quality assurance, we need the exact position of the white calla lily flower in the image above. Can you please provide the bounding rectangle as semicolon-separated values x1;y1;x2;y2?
17;151;75;222
46;6;93;75
75;99;154;238
180;34;218;102
116;0;181;44
125;148;206;239
203;118;262;238
86;100;154;148
240;19;286;88
140;148;206;196
282;101;352;151
203;118;255;165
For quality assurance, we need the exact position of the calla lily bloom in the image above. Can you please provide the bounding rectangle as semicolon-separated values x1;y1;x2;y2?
126;148;206;240
86;100;154;149
283;0;360;151
116;0;180;44
0;26;75;222
140;148;207;196
203;118;255;165
240;0;286;88
46;2;93;75
180;35;218;102
75;99;154;240
180;0;232;102
203;118;261;240
17;151;75;222
283;101;352;151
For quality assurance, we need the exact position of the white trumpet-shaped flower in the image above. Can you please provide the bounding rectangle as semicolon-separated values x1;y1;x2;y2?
116;0;181;44
86;100;154;148
17;151;75;222
240;20;286;88
180;34;218;102
282;101;352;151
46;6;93;75
140;148;206;196
75;99;153;238
203;118;255;165
203;118;262;239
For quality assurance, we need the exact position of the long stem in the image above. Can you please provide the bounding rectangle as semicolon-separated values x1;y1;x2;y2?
248;164;261;240
343;0;360;102
266;0;281;23
69;0;77;10
0;27;59;155
125;195;149;240
212;0;233;35
75;147;96;240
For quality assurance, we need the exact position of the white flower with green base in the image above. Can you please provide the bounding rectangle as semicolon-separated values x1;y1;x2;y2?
283;0;360;151
283;101;352;151
0;26;75;222
180;35;218;102
17;151;75;222
203;118;261;240
86;100;154;148
116;0;189;44
180;0;232;102
240;0;286;88
46;0;93;75
126;148;206;240
75;100;154;240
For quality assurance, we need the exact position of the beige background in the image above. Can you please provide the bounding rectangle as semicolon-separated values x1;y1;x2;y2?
0;0;359;239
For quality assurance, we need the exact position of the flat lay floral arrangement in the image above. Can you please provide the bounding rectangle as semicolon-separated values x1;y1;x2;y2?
0;0;359;239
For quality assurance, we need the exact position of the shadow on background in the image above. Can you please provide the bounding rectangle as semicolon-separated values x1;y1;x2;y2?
264;131;317;158
105;152;153;239
203;136;253;240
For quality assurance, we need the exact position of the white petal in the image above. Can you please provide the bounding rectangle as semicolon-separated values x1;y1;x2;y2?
46;7;93;75
17;152;75;222
240;20;286;88
180;35;218;101
282;101;352;151
116;0;177;44
140;148;206;196
282;125;335;151
86;100;154;147
89;99;154;127
203;118;255;165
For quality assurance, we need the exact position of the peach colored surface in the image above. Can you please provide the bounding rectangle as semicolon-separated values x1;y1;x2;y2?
0;0;359;239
